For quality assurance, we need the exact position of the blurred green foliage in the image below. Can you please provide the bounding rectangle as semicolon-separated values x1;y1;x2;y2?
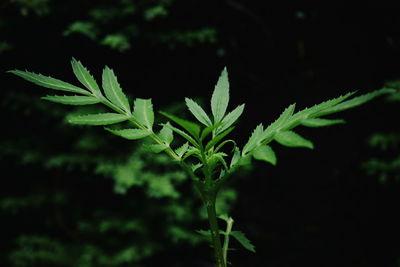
0;91;241;265
3;0;218;52
363;82;400;183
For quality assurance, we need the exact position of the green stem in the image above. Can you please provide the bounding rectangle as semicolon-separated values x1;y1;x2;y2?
203;189;225;267
222;216;234;265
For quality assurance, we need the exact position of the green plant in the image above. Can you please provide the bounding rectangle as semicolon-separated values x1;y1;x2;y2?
8;59;393;266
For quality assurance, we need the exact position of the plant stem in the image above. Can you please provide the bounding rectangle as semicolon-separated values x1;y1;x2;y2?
203;189;226;267
222;216;234;265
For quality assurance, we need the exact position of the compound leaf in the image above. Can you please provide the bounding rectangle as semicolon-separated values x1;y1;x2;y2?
211;67;229;123
71;58;100;94
102;66;130;112
41;95;100;105
185;98;212;126
133;98;154;129
106;128;150;140
8;70;89;95
68;113;128;125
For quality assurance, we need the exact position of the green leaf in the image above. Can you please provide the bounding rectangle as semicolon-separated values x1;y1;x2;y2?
192;163;203;172
162;123;199;147
185;98;212;126
208;152;228;170
216;104;245;134
230;231;256;253
205;127;235;151
238;154;252;166
260;103;296;141
106;128;150;140
183;146;201;160
8;70;89;95
298;92;355;119
71;58;100;94
230;147;241;167
242;124;264;155
144;144;166;153
102;66;130;113
211;67;230;123
158;122;174;145
200;125;215;141
315;88;395;116
160;111;201;139
68;113;128;125
175;142;189;158
252;145;277;165
274;130;314;149
272;103;296;128
133;98;154;129
301;118;345;127
215;139;236;153
41;95;100;105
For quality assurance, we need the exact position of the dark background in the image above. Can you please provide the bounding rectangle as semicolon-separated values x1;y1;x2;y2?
1;2;400;267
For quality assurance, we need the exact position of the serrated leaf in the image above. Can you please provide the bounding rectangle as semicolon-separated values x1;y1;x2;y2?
260;104;296;141
301;118;345;127
230;147;241;167
208;152;228;170
71;58;100;94
160;111;200;139
41;95;100;105
211;67;230;123
8;70;89;95
230;231;256;253
216;104;245;135
300;92;355;118
192;163;203;172
162;123;199;147
242;124;264;155
273;103;296;128
185;98;212;126
252;145;277;165
133;98;154;129
158;122;174;145
106;128;150;140
182;146;201;160
144;144;166;153
205;127;235;151
274;130;314;149
315;88;395;116
68;113;128;125
175;142;189;157
102;66;130;112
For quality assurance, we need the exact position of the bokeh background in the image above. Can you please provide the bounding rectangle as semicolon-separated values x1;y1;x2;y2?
1;2;400;267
